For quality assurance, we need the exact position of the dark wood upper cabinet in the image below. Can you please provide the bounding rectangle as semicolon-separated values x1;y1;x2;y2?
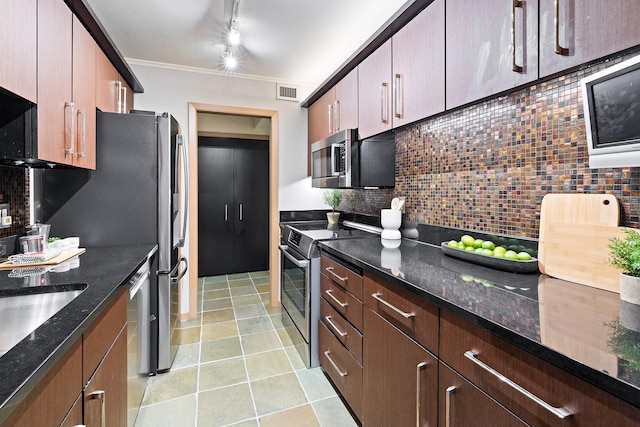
445;0;539;109
539;0;640;77
358;39;393;139
392;0;445;127
0;0;37;102
96;47;120;113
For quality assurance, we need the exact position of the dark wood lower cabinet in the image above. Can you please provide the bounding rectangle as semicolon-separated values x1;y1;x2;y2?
438;363;527;427
363;307;437;427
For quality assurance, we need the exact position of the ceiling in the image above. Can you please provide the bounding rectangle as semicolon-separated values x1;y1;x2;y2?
85;0;412;88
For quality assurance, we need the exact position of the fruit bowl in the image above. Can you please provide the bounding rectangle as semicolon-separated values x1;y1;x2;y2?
441;242;539;274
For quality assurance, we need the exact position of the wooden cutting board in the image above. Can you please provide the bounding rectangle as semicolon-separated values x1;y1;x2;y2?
0;248;85;270
538;193;623;291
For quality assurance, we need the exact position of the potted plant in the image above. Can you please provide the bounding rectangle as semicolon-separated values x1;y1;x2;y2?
608;228;640;305
323;189;342;224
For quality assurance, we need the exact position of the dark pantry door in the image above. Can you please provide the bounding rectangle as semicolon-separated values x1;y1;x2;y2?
198;137;270;276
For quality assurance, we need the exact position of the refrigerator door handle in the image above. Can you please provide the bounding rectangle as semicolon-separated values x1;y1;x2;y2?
170;257;188;283
176;134;189;248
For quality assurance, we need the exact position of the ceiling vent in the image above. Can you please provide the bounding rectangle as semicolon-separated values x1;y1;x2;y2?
276;84;299;102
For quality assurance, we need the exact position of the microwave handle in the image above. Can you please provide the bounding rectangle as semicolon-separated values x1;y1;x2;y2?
330;143;343;176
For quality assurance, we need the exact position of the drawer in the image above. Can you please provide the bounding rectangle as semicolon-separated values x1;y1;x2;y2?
318;320;363;421
440;310;640;427
363;273;439;354
320;296;363;364
320;273;363;331
321;254;363;300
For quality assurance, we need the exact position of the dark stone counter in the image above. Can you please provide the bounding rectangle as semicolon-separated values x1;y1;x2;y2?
0;244;156;424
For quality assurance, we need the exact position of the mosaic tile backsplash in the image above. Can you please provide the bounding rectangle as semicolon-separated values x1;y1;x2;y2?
340;52;640;239
0;167;28;238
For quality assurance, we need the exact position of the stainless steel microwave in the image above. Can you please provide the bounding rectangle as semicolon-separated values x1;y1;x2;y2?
310;129;395;189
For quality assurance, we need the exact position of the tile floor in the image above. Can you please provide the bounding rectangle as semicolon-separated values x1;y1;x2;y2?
134;271;358;427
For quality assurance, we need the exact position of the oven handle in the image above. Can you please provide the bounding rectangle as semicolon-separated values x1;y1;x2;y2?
279;245;309;268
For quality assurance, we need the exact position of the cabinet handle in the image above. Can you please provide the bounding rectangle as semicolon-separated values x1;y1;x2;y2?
334;100;340;132
77;109;86;158
416;362;427;427
445;386;456;427
325;266;348;284
324;315;347;337
554;0;569;55
116;80;123;113
372;292;415;318
239;203;243;221
325;289;348;308
90;390;106;427
65;102;75;155
224;204;228;221
324;350;347;377
511;0;523;72
380;82;389;124
464;350;573;419
327;104;333;134
122;85;128;114
394;74;403;118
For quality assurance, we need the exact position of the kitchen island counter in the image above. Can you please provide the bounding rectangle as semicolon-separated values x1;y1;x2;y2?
0;244;155;424
320;237;640;409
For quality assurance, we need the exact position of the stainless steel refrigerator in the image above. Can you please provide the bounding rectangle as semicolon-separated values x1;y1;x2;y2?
34;110;188;375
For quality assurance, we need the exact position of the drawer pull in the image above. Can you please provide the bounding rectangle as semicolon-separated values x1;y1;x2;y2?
325;266;348;283
416;362;427;427
445;386;456;427
325;289;348;308
464;350;573;419
325;315;348;337
324;350;347;377
372;293;415;319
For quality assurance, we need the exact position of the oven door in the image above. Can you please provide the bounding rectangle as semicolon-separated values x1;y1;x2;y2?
279;244;310;340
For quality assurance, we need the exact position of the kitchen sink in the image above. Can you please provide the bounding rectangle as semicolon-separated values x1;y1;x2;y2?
0;283;87;356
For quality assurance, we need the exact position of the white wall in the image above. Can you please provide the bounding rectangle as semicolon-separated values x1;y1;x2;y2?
129;61;329;312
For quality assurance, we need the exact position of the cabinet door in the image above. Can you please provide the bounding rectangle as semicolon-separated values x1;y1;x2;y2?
0;0;37;102
539;0;640;77
84;327;128;427
334;68;358;132
72;16;96;169
439;363;527;427
358;39;392;139
96;48;120;113
446;0;538;109
307;88;335;175
392;0;445;127
363;307;437;427
37;0;73;165
122;79;134;114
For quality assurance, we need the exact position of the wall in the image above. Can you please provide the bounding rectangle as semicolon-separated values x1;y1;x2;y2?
340;52;640;238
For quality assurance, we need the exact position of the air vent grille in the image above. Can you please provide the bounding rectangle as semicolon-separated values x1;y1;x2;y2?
277;84;299;101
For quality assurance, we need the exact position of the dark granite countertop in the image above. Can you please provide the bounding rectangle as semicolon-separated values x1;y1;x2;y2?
319;237;640;408
0;244;156;424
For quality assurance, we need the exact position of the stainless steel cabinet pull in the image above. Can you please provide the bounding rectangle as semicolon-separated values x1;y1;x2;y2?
90;390;106;427
65;102;75;155
554;0;569;55
380;82;389;124
325;266;347;283
324;350;347;377
325;315;347;337
394;74;403;118
225;204;228;221
464;350;573;419
122;85;128;113
416;362;427;427
511;0;523;72
327;104;333;134
445;386;456;427
334;100;340;132
325;289;348;308
239;203;243;221
77;109;86;158
116;80;123;113
371;293;415;318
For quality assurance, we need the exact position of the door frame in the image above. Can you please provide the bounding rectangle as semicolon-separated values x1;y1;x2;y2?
187;103;280;318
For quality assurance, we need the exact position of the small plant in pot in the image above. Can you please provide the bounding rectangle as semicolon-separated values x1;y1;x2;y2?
608;228;640;305
323;189;342;224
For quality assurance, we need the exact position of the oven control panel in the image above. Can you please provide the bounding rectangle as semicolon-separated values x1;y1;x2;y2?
288;230;302;248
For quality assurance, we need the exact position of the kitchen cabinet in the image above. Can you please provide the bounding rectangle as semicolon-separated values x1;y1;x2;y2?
96;49;133;114
438;362;527;427
391;0;445;128
198;137;269;276
539;0;640;78
445;0;539;109
37;0;97;169
307;69;357;175
358;39;392;139
0;0;37;102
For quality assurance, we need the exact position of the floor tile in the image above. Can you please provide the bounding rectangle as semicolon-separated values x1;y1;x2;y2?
237;316;274;335
284;345;306;371
312;396;358;427
204;289;231;300
245;349;293;381
199;356;247;391
264;304;281;315
255;283;270;293
226;420;258;427
197;383;256;426
296;367;337;402
249;270;270;278
240;330;281;355
252;276;271;285
233;294;263;306
276;328;294;347
177;313;203;329
202;308;235;324
227;272;251;280
172;342;200;369
259;293;270;304
250;372;308;416
258;404;320;427
230;286;258;296
202;297;233;311
229;278;253;287
178;327;201;345
234;304;268;320
269;313;285;329
202;320;238;342
142;366;198;405
200;336;243;362
135;394;196;427
203;281;229;291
